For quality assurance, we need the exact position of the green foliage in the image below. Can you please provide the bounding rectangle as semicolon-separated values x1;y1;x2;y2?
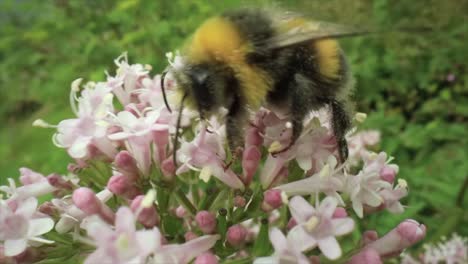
1;0;467;256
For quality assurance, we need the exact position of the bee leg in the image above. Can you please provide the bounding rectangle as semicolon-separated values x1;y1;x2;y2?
224;97;247;170
329;99;351;163
271;75;310;156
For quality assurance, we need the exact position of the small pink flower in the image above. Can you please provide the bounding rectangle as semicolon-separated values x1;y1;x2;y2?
0;198;54;257
345;152;396;218
54;79;116;159
287;196;354;260
85;207;160;264
19;168;46;185
262;189;283;211
176;123;244;190
253;228;309;264
108;110;169;176
227;225;247;247
195;211;217;234
111;53;149;105
1;174;56;201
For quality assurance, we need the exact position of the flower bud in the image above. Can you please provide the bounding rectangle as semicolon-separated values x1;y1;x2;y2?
184;231;199;241
130;195;159;228
195;211;217;234
107;175;140;199
194;252;218;264
47;174;73;190
175;206;187;218
114;150;139;176
67;163;81;173
362;230;379;245
262;189;283;211
348;248;382;264
242;146;261;185
72;187;115;224
365;219;426;258
19;168;45;185
287;218;297;230
227;224;247;247
107;175;130;195
379;166;396;183
233;196;246;208
332;207;348;218
245;127;263;147
38;202;57;216
161;157;176;180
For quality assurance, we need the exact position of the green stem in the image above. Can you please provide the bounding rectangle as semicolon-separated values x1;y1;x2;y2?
456;174;468;207
174;188;197;215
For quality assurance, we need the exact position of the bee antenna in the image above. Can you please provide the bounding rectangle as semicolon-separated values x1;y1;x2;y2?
173;93;187;167
160;71;172;113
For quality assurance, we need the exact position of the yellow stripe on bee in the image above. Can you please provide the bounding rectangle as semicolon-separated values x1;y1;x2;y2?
314;39;341;79
187;17;248;63
186;16;272;108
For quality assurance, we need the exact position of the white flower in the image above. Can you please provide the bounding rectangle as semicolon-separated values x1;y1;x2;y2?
344;152;394;218
276;155;345;205
53;79;116;159
0;198;54;256
287;196;354;260
253;228;309;264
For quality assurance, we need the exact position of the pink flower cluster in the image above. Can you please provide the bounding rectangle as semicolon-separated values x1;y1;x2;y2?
0;54;426;263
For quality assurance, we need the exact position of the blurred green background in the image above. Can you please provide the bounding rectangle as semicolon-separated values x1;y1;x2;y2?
1;0;467;254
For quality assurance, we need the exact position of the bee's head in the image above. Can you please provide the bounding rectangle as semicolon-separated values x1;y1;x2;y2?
174;63;234;118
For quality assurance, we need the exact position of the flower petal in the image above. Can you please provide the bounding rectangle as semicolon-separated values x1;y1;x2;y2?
15;197;38;217
276;176;320;196
4;239;27;256
268;228;288;253
319;196;338;219
28;218;55;237
287;225;317;252
317;236;342;260
254;256;279;264
136;228;161;256
160;234;220;263
331;218;355;236
289;196;315;223
115;207;135;234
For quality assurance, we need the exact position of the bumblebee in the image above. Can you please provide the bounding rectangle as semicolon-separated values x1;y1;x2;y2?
163;8;366;163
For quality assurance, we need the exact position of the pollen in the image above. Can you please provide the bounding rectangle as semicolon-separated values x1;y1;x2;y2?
116;234;130;250
305;216;320;232
200;166;212;183
141;189;157;208
268;141;283;153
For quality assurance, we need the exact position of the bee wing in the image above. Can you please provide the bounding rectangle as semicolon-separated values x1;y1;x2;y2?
261;19;369;50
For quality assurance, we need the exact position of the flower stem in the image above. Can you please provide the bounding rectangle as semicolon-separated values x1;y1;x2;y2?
174;188;197;215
